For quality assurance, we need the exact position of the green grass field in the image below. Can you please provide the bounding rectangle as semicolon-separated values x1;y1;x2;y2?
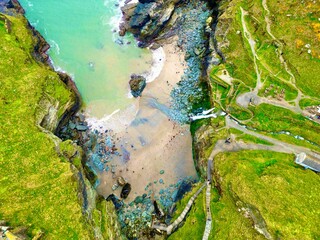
215;150;320;239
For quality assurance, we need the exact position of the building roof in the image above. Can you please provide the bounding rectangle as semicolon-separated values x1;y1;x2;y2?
295;152;320;172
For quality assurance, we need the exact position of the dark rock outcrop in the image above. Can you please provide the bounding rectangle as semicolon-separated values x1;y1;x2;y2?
129;74;146;97
138;0;156;3
0;0;24;14
120;0;180;44
121;183;132;199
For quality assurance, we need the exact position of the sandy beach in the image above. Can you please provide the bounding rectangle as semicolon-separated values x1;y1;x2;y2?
94;41;198;202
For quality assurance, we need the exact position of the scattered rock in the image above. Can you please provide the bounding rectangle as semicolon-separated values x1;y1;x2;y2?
119;24;126;36
153;200;165;219
76;125;88;131
134;196;144;204
117;176;127;186
112;183;119;191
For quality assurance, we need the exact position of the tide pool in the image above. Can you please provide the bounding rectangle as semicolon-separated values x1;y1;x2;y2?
19;0;152;118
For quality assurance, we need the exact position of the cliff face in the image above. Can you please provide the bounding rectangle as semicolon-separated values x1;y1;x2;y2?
0;2;121;239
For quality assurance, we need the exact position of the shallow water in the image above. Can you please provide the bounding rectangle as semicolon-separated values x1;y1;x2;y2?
19;0;152;118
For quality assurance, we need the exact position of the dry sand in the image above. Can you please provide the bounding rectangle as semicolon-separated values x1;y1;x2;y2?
95;42;198;202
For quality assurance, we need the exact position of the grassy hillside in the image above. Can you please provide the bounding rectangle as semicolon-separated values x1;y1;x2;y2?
0;14;92;239
214;151;320;239
188;0;320;239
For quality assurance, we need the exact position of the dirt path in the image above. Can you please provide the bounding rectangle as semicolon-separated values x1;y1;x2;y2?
152;183;206;235
261;0;297;85
240;7;262;93
237;5;304;113
225;117;319;156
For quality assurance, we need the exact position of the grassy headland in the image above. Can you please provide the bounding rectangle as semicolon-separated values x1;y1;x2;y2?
0;13;121;239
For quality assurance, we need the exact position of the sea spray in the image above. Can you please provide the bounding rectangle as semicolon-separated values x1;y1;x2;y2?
85;103;138;133
143;47;166;83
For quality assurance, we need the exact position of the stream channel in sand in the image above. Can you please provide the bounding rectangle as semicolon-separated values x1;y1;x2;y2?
20;0;198;203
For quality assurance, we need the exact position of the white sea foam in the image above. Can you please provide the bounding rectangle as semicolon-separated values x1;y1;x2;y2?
107;0;139;38
142;47;166;83
50;60;75;80
30;19;39;27
126;47;165;98
48;39;60;55
26;0;33;7
106;0;123;32
85;104;138;132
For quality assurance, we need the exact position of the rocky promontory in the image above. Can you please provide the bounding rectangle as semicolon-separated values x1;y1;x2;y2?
129;74;147;97
120;0;180;45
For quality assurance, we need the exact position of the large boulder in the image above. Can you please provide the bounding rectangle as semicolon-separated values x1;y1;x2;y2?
129;74;147;98
120;183;132;199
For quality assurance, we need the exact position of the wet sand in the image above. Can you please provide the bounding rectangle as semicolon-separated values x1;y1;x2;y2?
94;42;198;202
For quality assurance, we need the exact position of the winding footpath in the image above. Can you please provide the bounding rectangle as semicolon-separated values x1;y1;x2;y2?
261;0;297;84
236;5;308;116
152;159;214;238
240;7;262;93
152;183;206;235
202;157;213;240
226;117;320;158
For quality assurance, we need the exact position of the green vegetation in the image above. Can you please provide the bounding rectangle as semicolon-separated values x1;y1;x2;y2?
258;76;298;101
214;150;320;239
0;14;105;239
214;8;257;88
238;133;272;146
210;187;263;240
193;0;320;238
248;103;320;147
231;130;273;146
168;189;205;240
228;102;253;120
267;0;320;97
299;98;320;109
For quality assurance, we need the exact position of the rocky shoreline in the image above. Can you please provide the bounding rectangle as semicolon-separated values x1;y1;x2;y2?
91;0;217;238
1;1;123;239
3;0;220;238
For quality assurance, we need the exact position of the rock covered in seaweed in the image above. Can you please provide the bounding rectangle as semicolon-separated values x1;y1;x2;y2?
129;74;146;97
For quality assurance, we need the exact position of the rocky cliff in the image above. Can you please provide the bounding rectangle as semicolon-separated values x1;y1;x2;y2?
0;1;122;239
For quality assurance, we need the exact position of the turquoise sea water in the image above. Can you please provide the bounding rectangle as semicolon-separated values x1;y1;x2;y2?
19;0;152;118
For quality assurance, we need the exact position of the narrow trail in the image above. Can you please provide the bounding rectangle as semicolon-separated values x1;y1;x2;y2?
237;4;305;114
202;180;212;240
202;159;213;240
226;117;320;158
261;0;302;111
152;157;214;238
207;117;320;165
152;183;206;235
240;7;262;93
261;0;296;85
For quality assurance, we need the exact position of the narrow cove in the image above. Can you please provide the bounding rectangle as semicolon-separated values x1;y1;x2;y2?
19;1;201;235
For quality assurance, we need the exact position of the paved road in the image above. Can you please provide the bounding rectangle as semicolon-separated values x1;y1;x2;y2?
225;117;320;158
